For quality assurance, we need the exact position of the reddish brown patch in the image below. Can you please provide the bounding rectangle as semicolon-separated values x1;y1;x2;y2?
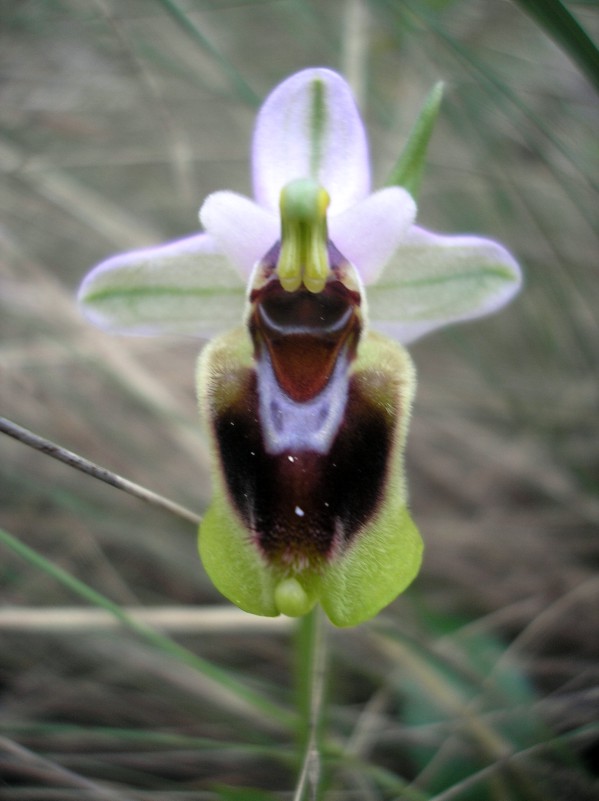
249;278;361;402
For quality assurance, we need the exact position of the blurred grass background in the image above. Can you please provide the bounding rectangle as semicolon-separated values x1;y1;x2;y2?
0;0;598;798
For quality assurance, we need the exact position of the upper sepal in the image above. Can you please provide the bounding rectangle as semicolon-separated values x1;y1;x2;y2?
252;68;371;216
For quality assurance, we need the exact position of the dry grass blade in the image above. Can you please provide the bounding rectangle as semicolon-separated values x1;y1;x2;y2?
0;605;291;634
0;137;158;248
0;416;201;525
0;737;134;801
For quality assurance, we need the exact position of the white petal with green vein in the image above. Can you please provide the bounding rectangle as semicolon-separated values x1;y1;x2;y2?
78;234;245;337
366;227;522;343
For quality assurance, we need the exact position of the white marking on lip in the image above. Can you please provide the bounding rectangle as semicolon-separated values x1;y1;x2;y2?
256;349;350;455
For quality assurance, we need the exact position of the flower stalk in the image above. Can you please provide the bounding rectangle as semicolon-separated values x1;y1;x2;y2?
294;607;328;801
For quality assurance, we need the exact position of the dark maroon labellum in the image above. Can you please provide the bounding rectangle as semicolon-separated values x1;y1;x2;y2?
214;370;393;568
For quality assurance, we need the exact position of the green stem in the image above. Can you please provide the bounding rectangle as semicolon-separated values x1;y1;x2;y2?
293;607;328;801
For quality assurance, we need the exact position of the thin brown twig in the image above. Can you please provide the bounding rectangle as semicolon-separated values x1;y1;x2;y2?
0;416;201;526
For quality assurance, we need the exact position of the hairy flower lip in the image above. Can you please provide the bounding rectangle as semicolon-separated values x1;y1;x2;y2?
197;324;422;626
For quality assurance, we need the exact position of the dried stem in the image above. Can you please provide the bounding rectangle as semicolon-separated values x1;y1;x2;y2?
0;416;201;526
0;605;290;634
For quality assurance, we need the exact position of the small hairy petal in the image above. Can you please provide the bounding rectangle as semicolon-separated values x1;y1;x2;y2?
252;68;371;216
78;233;246;337
366;226;522;343
200;191;279;277
329;187;417;284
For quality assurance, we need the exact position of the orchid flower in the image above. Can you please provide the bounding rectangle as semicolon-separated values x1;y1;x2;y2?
79;68;521;627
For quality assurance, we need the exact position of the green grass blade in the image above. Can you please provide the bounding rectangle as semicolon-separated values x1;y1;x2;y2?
0;721;295;761
377;0;598;218
399;0;599;200
0;526;293;729
385;80;444;198
512;0;599;94
153;0;260;106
